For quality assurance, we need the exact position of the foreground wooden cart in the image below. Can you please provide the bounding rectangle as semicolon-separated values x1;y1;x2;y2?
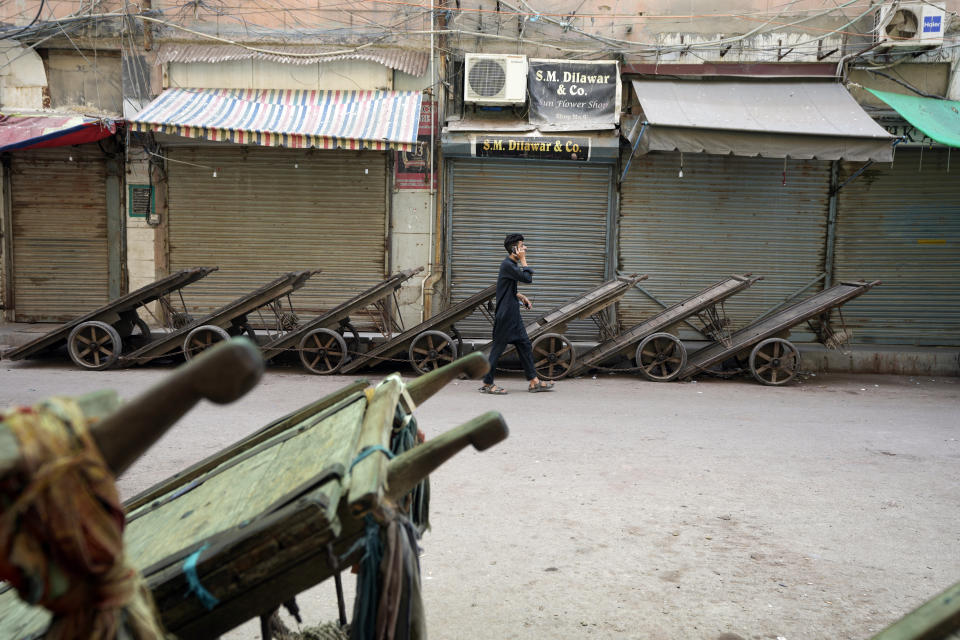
0;348;507;639
0;267;216;370
567;274;762;381
341;284;497;375
118;270;318;367
260;267;423;374
678;280;881;385
479;274;649;381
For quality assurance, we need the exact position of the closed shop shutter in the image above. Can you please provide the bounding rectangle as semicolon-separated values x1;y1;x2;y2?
447;159;613;341
619;152;830;339
11;146;109;322
835;149;960;345
167;146;387;321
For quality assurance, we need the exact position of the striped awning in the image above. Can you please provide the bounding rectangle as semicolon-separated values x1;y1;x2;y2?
130;88;422;151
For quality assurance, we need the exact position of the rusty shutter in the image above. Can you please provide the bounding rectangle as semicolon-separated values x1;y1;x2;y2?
619;152;831;339
166;146;387;320
11;146;109;322
446;159;613;341
835;149;960;346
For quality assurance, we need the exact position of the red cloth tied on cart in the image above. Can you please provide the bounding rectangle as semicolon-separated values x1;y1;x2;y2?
0;398;165;639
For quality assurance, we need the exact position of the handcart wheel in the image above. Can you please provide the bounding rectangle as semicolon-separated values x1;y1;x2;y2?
131;316;152;345
635;332;687;382
532;332;576;381
183;325;231;361
408;330;458;374
298;328;348;374
67;321;122;370
337;321;361;357
449;325;465;355
749;338;800;386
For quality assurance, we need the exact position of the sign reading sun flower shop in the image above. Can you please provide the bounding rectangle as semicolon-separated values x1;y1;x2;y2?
527;59;621;129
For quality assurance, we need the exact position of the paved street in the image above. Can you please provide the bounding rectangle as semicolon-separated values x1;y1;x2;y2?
1;358;958;640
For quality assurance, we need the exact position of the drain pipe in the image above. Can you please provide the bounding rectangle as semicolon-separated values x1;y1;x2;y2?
420;0;440;322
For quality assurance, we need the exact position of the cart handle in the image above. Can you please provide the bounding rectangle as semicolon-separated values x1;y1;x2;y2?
386;411;508;502
92;338;264;475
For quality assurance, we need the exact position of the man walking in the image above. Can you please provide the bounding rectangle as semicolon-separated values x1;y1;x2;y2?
480;233;555;394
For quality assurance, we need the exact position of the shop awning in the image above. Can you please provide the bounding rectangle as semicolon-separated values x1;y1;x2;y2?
629;80;894;162
0;114;117;151
866;88;960;149
130;88;422;151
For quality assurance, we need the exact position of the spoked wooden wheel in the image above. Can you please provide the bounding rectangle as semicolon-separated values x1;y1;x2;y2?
130;316;152;346
635;332;687;382
532;333;575;381
183;325;230;361
337;321;361;356
749;338;800;386
298;328;348;374
408;330;457;374
67;321;122;370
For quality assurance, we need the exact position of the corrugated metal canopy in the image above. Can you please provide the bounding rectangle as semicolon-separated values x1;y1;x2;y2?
156;44;429;77
629;79;894;161
866;88;960;149
130;88;422;151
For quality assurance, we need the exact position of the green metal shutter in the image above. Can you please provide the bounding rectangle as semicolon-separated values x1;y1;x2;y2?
619;152;830;338
835;149;960;346
167;147;387;319
11;146;109;322
447;159;612;340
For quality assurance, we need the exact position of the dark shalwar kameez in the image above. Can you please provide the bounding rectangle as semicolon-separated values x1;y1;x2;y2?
483;256;537;385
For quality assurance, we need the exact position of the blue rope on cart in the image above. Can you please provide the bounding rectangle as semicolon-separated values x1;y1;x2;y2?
349;445;395;471
183;543;219;610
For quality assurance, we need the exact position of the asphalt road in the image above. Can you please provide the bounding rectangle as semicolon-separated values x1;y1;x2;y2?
1;358;958;640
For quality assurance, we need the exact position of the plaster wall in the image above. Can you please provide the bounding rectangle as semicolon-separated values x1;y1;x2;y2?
167;59;392;90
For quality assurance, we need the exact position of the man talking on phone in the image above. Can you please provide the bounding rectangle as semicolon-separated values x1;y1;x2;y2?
480;233;555;394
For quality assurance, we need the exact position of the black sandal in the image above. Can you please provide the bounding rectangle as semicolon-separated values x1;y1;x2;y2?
480;384;508;395
528;381;555;393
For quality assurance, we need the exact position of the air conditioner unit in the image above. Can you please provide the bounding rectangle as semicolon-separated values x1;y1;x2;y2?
876;1;946;48
464;54;528;105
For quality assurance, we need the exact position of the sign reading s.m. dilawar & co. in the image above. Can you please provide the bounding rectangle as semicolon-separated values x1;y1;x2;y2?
473;136;591;161
527;59;620;128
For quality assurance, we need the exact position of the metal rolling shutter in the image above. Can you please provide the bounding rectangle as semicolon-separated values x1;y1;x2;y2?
11;146;109;322
835;149;960;346
448;159;612;340
167;147;387;320
619;152;830;339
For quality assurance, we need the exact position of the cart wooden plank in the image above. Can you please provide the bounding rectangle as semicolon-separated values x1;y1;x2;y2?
118;270;318;367
0;389;367;639
567;274;760;377
340;284;496;373
1;267;216;361
259;267;422;362
478;275;648;359
678;280;881;380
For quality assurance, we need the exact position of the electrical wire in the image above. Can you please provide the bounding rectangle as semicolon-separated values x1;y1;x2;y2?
0;0;47;40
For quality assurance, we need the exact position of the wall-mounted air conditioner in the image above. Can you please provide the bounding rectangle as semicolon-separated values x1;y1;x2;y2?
876;1;946;48
463;54;528;105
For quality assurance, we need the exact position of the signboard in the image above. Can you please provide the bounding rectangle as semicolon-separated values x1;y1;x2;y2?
527;59;620;129
472;135;590;161
395;99;437;190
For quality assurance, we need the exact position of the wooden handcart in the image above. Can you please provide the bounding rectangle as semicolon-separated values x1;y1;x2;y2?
118;270;319;367
340;284;498;375
0;267;216;370
260;267;423;374
0;343;507;639
479;274;649;381
566;274;762;382
677;280;881;385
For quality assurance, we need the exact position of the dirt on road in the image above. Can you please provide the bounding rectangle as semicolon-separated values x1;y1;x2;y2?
1;360;958;640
